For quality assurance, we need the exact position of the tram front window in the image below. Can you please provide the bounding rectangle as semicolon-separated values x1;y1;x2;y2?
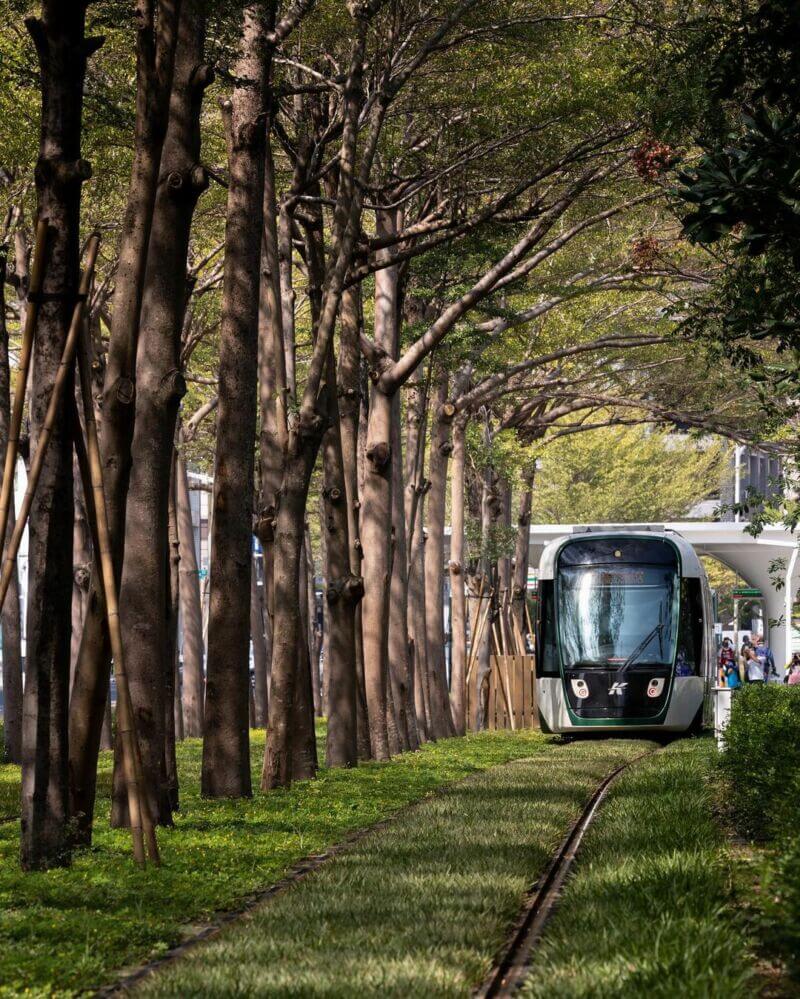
557;565;677;667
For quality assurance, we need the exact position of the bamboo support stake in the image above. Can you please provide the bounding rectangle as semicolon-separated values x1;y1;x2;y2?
0;219;49;552
0;234;100;613
73;243;159;868
491;620;516;731
466;589;492;685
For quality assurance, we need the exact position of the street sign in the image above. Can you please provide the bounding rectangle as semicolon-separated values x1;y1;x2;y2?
732;587;762;598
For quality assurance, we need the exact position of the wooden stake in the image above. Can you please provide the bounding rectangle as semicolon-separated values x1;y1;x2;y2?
0;219;49;552
73;240;159;868
466;590;492;684
0;233;99;613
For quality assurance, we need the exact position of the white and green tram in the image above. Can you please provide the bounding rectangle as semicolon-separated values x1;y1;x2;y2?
535;528;715;735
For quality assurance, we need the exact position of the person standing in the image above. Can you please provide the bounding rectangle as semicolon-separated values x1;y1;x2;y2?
754;634;777;681
718;638;736;685
745;646;766;684
784;654;800;685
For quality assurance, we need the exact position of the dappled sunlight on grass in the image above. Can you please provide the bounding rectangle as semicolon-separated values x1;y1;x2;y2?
0;724;547;996
137;739;652;998
520;737;755;999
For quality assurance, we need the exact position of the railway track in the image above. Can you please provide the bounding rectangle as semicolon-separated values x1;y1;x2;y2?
475;747;656;998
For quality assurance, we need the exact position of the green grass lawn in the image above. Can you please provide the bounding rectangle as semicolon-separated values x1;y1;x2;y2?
0;724;555;997
520;736;755;999
135;738;653;997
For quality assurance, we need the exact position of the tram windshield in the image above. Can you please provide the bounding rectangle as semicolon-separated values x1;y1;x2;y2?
557;564;677;668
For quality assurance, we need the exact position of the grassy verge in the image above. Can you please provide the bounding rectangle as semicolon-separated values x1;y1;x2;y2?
0;725;551;997
520;737;755;999
135;738;652;997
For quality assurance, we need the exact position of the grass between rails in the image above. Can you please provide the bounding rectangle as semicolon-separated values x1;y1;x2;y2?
135;737;653;998
520;736;756;999
0;724;552;997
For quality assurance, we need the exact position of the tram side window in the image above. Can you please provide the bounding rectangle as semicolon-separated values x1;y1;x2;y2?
676;578;704;676
537;580;560;677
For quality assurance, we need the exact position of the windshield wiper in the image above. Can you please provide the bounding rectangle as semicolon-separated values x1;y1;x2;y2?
616;623;664;675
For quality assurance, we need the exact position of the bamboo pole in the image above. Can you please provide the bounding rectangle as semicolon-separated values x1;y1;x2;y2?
73;240;159;868
466;588;492;685
0;234;100;613
0;219;49;552
491;620;516;731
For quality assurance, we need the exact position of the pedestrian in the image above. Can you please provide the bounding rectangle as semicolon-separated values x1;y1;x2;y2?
784;654;800;686
754;634;777;681
724;658;743;690
718;638;735;686
744;646;766;684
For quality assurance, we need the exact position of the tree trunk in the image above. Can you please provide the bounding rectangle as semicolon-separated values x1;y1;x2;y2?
424;373;456;739
20;3;100;869
112;0;209;827
405;370;431;740
449;414;467;735
338;285;370;760
203;3;274;799
305;525;322;718
511;468;534;647
164;460;180;810
360;208;401;762
250;552;268;728
69;0;181;836
176;446;204;736
70;465;91;694
0;245;23;765
291;534;318;781
261;445;318;789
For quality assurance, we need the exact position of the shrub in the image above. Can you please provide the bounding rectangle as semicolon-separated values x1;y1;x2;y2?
766;823;800;977
717;685;800;840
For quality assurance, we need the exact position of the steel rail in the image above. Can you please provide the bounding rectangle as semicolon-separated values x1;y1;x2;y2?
475;747;657;998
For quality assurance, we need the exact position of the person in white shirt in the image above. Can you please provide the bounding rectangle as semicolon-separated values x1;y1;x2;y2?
744;647;765;684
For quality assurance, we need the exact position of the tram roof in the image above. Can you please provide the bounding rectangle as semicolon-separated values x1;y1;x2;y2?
536;527;706;580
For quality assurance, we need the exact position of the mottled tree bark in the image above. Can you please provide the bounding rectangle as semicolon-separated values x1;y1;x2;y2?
71;0;181;835
424;374;455;738
250;553;268;728
203;3;275;799
176;446;204;736
448;413;468;735
511;468;534;645
0;245;23;764
113;0;210;826
359;209;400;761
21;2;100;869
305;525;322;718
338;285;370;759
164;462;180;810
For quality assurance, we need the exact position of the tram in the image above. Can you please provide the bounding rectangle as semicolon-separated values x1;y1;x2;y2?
535;527;714;735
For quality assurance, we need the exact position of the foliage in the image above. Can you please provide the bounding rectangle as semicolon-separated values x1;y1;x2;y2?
521;738;755;999
718;685;800;839
137;739;650;997
0;725;547;997
530;423;728;524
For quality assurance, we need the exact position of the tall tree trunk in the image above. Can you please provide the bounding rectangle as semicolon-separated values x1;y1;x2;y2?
337;285;370;759
291;534;318;780
405;370;430;740
360;208;401;761
176;445;204;736
113;0;209;827
511;469;534;648
262;445;318;789
305;525;322;718
250;552;268;728
449;414;467;735
0;244;23;764
70;466;91;694
69;0;181;836
388;370;416;751
164;460;180;810
203;3;275;799
424;373;456;739
21;2;100;869
497;478;513;654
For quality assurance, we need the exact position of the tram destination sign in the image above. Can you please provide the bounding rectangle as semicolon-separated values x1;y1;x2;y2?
732;587;762;599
